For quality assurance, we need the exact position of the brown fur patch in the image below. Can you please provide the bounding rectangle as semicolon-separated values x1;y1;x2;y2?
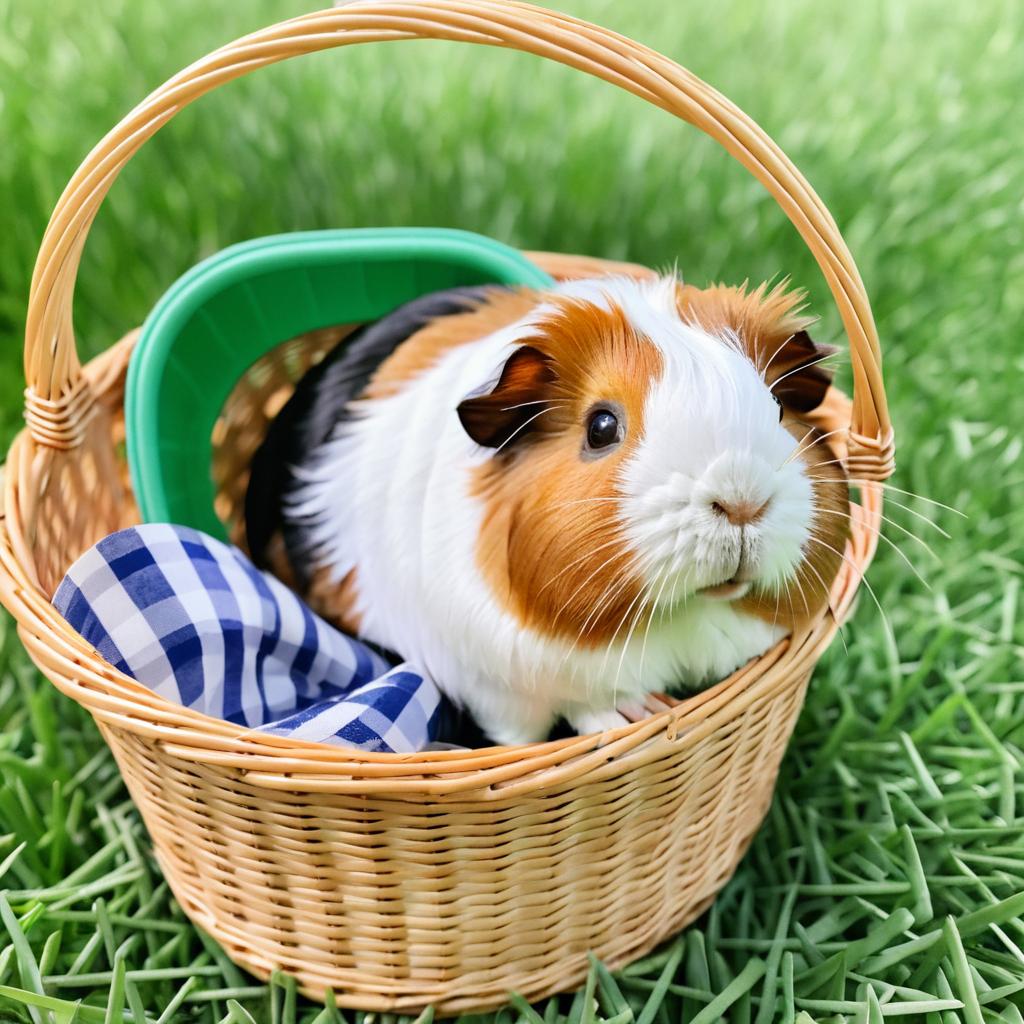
472;296;664;645
677;280;815;375
364;287;541;400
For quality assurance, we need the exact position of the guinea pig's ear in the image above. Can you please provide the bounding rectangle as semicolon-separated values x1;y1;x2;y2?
767;330;838;414
457;345;556;448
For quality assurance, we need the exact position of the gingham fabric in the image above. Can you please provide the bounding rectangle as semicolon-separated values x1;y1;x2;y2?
52;524;444;753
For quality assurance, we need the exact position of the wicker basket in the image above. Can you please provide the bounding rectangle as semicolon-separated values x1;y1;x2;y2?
0;1;895;1013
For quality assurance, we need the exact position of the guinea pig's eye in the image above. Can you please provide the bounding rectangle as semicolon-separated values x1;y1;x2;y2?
585;408;622;451
772;394;784;421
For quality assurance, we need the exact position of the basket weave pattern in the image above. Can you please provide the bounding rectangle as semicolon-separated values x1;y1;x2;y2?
0;1;891;1012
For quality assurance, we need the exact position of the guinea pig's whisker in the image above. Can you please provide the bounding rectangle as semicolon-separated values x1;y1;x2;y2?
769;352;842;395
782;553;813;622
492;403;567;454
803;455;848;472
808;480;954;540
783;425;849;468
582;550;657;645
805;531;895;647
796;558;849;654
612;607;651;707
827;477;962;528
599;568;656;683
499;399;558;412
659;570;684;625
636;567;672;689
870;511;942;566
536;533;631;597
797;425;848;456
611;580;657;704
760;332;799;380
788;425;817;462
555;548;652;659
579;558;646;636
840;480;966;518
797;552;834;609
571;584;630;674
823;506;933;590
476;520;613;580
814;503;939;565
555;558;642;684
797;564;813;619
784;435;833;472
547;496;623;514
551;548;634;631
874;498;952;540
613;564;668;695
771;579;784;633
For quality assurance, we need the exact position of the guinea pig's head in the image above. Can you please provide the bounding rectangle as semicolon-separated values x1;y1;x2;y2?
457;275;849;646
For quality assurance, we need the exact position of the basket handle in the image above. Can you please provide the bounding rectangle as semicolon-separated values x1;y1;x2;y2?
23;0;893;478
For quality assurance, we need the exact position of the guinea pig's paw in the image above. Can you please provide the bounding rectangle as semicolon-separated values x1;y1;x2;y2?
478;699;557;747
569;707;633;737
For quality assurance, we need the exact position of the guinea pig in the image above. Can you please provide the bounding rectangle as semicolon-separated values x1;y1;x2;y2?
245;273;849;746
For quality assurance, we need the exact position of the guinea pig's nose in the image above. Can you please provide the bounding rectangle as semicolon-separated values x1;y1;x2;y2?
710;497;770;527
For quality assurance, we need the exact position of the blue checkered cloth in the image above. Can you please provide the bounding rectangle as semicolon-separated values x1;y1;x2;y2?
52;525;444;753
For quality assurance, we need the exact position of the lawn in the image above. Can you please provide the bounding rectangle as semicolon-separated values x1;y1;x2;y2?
1;0;1022;1021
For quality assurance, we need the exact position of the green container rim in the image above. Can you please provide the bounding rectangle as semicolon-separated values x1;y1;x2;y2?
126;227;554;540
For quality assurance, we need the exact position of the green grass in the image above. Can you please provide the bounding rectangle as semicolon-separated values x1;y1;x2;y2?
1;0;1022;1020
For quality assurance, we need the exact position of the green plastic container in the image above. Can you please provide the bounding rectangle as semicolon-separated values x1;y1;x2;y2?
126;227;554;540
